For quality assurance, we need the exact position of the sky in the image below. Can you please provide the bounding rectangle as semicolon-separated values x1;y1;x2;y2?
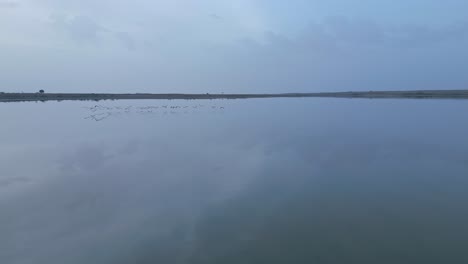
1;0;468;93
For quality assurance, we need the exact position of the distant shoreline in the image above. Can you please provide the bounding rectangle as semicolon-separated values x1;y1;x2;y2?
1;90;468;102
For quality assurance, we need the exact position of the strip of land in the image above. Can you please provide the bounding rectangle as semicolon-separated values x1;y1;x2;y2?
1;90;468;102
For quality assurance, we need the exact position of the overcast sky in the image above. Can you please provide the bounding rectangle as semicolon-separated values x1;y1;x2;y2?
1;0;467;93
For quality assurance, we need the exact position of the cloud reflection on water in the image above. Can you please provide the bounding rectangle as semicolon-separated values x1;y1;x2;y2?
1;99;468;263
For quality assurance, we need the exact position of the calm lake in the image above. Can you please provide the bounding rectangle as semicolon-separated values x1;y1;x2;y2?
1;98;468;263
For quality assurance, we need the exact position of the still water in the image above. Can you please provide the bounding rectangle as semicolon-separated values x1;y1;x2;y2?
1;99;468;263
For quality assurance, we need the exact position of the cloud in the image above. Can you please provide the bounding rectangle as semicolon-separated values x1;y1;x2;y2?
47;14;136;50
50;14;105;43
0;0;19;8
0;177;30;188
292;18;468;48
207;18;468;92
209;13;222;20
389;22;468;45
114;31;136;50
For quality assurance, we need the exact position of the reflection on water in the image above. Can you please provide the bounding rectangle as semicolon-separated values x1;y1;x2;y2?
1;99;468;263
84;104;226;121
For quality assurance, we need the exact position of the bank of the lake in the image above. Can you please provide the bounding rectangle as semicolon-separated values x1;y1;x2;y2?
1;90;468;102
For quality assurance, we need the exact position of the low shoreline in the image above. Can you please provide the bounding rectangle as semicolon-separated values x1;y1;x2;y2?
1;90;468;102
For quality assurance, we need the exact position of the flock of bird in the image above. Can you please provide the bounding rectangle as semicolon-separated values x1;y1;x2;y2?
84;104;226;121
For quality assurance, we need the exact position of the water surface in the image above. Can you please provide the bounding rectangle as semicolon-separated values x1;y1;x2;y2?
1;99;468;263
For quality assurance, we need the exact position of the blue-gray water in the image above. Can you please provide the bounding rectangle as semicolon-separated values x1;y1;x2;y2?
1;99;468;263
